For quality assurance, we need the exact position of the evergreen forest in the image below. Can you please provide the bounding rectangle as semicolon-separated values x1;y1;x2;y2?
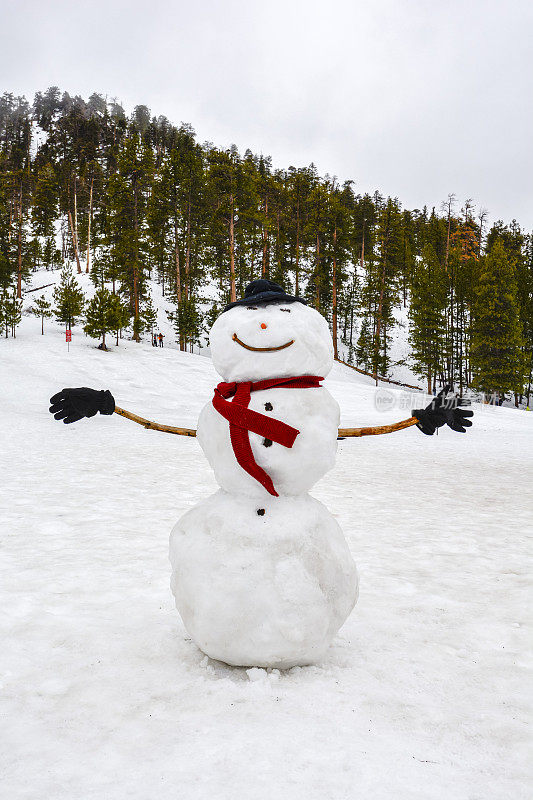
1;87;531;403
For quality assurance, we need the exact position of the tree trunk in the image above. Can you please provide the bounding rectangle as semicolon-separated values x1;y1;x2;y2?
174;220;184;351
86;175;93;273
185;196;191;301
295;197;300;296
73;180;81;273
444;197;452;275
16;187;23;298
276;208;281;277
262;196;268;277
133;179;140;341
403;237;408;308
459;305;464;395
229;195;236;302
175;224;182;302
374;247;388;386
68;210;82;274
444;195;454;384
449;261;455;384
41;315;44;335
478;210;487;257
332;225;338;360
315;234;320;310
250;226;256;279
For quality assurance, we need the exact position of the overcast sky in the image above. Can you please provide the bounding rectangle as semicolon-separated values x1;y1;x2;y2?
2;0;532;226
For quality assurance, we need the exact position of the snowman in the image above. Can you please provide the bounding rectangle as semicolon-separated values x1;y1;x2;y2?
49;279;473;668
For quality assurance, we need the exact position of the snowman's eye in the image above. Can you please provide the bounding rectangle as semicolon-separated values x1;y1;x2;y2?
280;308;291;313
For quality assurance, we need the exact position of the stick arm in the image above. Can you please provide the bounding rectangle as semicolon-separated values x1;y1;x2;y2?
114;406;197;437
338;416;419;438
114;407;418;440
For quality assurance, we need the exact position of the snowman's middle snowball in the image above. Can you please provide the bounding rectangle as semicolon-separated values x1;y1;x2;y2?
198;383;340;497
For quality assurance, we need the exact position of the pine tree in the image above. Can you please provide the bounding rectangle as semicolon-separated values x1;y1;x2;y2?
471;240;525;400
84;287;118;349
53;264;85;330
326;181;355;359
108;293;131;346
4;290;22;337
166;296;202;351
31;162;58;269
142;293;158;339
305;174;329;312
520;235;533;404
30;295;53;334
206;147;241;303
0;291;7;337
371;198;403;379
285;166;314;297
256;155;274;281
449;206;480;391
409;244;447;393
355;317;373;371
491;221;533;404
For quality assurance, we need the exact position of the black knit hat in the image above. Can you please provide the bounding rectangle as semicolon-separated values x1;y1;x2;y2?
223;280;306;312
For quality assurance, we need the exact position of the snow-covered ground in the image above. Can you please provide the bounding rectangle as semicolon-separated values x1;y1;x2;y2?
1;294;531;799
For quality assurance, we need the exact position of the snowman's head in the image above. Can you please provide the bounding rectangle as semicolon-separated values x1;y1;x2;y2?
209;280;334;382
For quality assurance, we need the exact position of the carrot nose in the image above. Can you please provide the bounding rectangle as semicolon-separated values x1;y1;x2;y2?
260;323;267;329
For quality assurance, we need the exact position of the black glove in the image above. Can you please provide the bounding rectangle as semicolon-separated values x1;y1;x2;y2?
412;385;474;436
49;387;115;424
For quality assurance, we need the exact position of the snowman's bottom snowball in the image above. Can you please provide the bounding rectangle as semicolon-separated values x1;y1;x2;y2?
169;490;358;669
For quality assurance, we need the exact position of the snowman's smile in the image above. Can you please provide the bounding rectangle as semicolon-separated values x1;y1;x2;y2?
232;333;294;352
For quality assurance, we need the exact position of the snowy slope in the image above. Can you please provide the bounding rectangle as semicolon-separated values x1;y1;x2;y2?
23;268;183;353
1;306;532;800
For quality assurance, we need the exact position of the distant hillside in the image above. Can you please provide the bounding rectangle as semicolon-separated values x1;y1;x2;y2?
1;88;531;402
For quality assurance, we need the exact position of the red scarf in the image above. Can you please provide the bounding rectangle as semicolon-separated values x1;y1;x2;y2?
212;376;323;497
